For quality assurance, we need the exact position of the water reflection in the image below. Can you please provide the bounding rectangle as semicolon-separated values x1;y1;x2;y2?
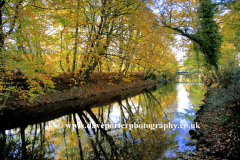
162;83;205;159
176;74;202;83
0;82;205;159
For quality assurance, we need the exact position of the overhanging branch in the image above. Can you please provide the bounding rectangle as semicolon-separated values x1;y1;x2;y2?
164;25;202;46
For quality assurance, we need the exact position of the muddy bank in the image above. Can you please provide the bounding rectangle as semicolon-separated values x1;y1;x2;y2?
0;79;157;131
192;79;240;159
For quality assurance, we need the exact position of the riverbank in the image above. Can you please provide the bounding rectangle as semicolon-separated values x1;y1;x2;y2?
192;71;240;159
2;72;157;107
0;72;159;130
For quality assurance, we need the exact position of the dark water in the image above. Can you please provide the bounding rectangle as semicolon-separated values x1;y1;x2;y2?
0;80;206;159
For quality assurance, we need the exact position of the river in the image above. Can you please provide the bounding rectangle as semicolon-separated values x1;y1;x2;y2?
0;78;206;159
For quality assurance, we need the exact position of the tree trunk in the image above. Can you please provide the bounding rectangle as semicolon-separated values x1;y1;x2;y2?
0;0;5;72
71;1;80;78
214;65;222;84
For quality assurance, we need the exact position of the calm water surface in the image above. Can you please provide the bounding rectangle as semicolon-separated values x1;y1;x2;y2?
0;80;206;159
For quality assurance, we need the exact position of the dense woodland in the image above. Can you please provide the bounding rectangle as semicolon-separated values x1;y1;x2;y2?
0;0;239;104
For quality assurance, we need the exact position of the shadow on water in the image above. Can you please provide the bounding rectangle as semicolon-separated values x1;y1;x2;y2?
0;82;206;160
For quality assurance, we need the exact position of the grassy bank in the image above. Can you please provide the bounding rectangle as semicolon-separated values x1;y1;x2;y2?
192;70;240;159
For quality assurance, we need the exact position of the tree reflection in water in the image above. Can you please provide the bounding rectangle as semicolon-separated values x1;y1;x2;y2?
0;82;205;160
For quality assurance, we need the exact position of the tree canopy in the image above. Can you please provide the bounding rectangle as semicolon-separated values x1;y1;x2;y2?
0;0;178;100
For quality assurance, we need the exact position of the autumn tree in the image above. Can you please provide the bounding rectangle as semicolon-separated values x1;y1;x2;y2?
219;1;240;69
0;0;179;103
155;0;232;84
